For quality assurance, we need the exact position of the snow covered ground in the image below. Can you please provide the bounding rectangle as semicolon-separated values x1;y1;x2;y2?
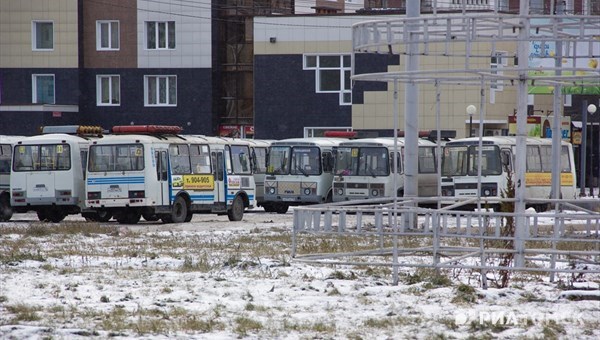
1;209;599;339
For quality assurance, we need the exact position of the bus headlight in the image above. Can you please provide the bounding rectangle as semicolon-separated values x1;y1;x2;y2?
483;189;491;196
337;188;344;196
268;187;276;195
304;188;311;195
371;189;379;197
442;188;454;196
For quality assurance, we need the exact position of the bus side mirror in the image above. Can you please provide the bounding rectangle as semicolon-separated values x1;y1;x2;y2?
501;153;509;166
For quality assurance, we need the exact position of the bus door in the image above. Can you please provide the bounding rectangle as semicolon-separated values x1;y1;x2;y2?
212;151;225;203
155;150;169;206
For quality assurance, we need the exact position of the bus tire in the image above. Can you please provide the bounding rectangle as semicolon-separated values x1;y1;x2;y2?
171;196;188;223
275;203;289;214
142;212;159;222
116;210;141;224
184;211;193;222
47;208;67;223
37;210;48;222
96;210;113;222
227;195;244;221
0;194;13;221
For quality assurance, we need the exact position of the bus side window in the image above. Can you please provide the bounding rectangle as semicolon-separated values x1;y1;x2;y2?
322;152;332;172
501;150;512;172
155;151;160;180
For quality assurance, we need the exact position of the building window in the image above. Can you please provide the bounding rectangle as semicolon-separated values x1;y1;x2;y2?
97;75;120;106
32;74;55;104
304;54;352;105
32;21;53;50
144;75;177;106
97;21;119;50
146;21;175;50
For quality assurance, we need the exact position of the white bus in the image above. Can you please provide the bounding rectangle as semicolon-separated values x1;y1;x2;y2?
10;126;104;222
242;139;275;211
85;126;256;224
441;136;578;210
264;137;345;213
1;136;22;221
332;137;439;202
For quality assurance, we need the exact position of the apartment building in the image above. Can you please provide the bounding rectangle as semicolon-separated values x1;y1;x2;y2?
0;0;213;135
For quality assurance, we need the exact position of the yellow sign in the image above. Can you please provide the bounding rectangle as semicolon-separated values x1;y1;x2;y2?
525;173;574;186
183;174;214;190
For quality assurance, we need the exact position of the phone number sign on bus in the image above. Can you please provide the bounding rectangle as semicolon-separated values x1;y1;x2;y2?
176;175;214;190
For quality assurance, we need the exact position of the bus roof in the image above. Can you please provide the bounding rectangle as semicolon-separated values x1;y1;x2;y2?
270;137;347;147
12;133;97;145
0;135;25;145
337;137;437;148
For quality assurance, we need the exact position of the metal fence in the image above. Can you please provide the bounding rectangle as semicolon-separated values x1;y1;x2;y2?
291;198;600;288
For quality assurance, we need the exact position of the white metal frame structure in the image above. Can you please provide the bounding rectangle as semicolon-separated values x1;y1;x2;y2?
293;3;599;286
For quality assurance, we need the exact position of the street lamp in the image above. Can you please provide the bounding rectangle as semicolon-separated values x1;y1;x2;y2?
467;105;476;137
580;101;596;197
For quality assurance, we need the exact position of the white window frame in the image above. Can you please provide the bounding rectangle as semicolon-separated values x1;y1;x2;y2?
32;20;54;51
144;75;177;107
96;20;120;51
145;21;176;50
96;75;121;106
303;54;352;106
32;74;55;104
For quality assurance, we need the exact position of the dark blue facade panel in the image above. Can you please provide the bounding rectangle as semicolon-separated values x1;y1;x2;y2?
254;55;351;140
0;68;79;105
352;53;400;105
80;68;213;135
254;53;399;139
0;68;80;135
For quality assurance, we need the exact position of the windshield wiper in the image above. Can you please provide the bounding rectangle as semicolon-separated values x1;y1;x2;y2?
296;165;308;177
367;168;377;178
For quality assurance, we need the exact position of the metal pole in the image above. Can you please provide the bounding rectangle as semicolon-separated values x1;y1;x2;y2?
514;1;530;269
591;122;595;197
469;115;473;137
580;100;588;197
403;1;420;229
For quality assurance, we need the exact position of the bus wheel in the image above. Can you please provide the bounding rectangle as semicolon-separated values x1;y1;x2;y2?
116;210;141;224
184;211;193;222
262;203;276;213
47;208;67;223
227;196;244;221
96;210;113;222
275;203;289;214
171;196;188;223
0;194;13;221
37;210;48;221
142;212;159;222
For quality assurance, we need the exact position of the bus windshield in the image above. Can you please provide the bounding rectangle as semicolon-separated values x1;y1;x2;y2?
442;144;502;176
228;145;252;175
267;146;291;175
13;144;71;172
334;146;389;176
88;144;144;172
290;147;321;176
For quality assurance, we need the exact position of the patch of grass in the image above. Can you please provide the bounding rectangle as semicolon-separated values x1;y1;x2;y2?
234;316;263;337
328;270;357;280
519;291;544;302
438;317;458;331
469;320;508;333
541;319;566;339
5;304;41;322
451;283;478;304
403;268;451;288
179;315;225;333
180;254;213;272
